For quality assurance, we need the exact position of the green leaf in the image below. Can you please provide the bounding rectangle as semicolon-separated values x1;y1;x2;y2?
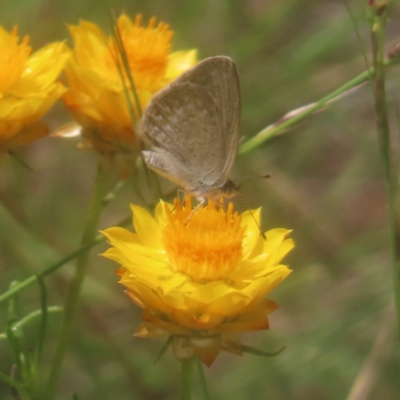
154;336;173;364
241;344;286;358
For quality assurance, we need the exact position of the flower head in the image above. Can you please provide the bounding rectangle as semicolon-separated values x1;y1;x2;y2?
102;197;294;366
0;26;70;153
62;14;197;172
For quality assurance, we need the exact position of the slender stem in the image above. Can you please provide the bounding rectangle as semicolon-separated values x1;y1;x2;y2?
196;358;211;400
370;2;400;342
345;302;395;400
0;371;26;391
180;358;196;400
44;164;110;400
238;59;396;155
8;150;34;171
0;241;98;305
0;307;63;340
0;215;130;306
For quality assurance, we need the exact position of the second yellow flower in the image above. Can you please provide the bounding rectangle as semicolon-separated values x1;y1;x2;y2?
62;14;197;162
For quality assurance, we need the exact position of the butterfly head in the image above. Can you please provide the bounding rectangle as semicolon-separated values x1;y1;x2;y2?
192;179;239;202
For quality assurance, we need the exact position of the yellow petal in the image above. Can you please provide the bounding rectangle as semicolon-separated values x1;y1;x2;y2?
68;21;110;74
228;254;271;281
101;240;166;272
1;82;67;122
142;308;189;335
11;42;71;95
165;49;197;81
130;204;163;249
264;228;293;253
154;200;171;226
124;281;174;314
216;302;275;333
263;229;295;267
242;266;292;306
241;208;262;259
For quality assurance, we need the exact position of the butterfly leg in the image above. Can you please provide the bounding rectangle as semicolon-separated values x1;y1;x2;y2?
185;197;206;225
169;188;187;212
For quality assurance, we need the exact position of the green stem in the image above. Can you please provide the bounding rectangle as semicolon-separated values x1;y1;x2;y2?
0;240;98;305
0;215;130;306
0;307;63;340
238;59;396;155
0;370;26;391
196;358;211;400
180;358;196;400
44;164;110;400
370;3;400;341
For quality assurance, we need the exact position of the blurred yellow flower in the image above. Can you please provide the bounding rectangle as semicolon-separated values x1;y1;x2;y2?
62;14;197;164
101;197;294;366
0;26;70;153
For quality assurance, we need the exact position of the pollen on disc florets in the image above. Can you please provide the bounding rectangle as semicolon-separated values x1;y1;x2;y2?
113;14;174;92
162;196;245;282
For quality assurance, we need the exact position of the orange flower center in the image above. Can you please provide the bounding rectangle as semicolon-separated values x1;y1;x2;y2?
162;197;245;282
111;14;173;92
0;26;31;96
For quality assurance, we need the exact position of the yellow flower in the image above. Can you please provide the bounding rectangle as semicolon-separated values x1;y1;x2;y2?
0;26;70;153
101;197;294;366
62;14;197;161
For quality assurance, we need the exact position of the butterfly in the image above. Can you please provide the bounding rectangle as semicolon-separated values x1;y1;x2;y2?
139;56;240;200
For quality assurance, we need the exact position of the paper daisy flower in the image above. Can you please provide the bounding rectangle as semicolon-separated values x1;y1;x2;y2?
102;197;294;366
61;14;197;174
0;26;70;153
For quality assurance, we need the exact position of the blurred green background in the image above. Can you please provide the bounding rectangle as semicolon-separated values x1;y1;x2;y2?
1;0;400;399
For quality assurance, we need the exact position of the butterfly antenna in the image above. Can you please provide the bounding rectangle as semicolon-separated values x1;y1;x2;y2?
238;195;266;241
236;175;270;240
239;174;271;181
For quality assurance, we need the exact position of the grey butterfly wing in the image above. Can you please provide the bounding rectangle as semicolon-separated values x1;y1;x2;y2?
140;56;240;193
174;56;240;179
141;81;223;192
